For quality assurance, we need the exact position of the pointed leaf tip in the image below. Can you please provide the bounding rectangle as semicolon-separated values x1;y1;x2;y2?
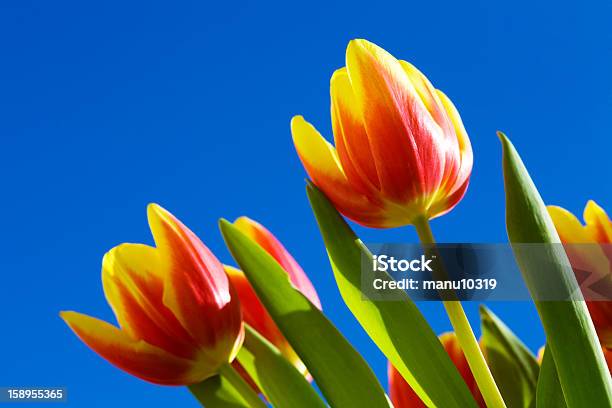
500;134;612;406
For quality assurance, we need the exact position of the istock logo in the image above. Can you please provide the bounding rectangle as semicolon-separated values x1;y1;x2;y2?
372;254;434;272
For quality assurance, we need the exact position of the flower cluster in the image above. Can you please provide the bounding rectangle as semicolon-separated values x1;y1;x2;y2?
62;39;612;408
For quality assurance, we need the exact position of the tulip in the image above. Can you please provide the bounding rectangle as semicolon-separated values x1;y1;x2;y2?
388;333;484;408
225;216;321;376
291;38;473;228
293;38;502;408
60;204;244;385
548;200;612;349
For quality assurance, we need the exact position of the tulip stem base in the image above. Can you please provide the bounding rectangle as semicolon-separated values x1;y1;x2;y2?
413;216;507;408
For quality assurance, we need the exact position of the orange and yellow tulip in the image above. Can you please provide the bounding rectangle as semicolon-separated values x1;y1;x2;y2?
548;200;612;349
225;217;321;376
61;204;244;385
292;38;473;228
388;333;484;408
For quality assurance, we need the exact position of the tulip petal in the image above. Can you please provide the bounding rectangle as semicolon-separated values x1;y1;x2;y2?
233;217;321;309
584;201;612;244
582;203;612;348
225;265;308;377
388;362;426;408
435;90;473;197
345;39;445;203
60;311;201;385
588;302;612;349
224;265;284;345
400;61;453;138
102;243;197;359
147;204;243;357
388;333;481;408
547;206;591;243
291;116;388;227
400;66;462;207
439;333;476;392
330;68;380;193
291;115;347;184
548;203;612;344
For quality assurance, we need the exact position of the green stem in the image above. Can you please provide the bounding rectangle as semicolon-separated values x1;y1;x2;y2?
188;363;266;408
413;216;506;408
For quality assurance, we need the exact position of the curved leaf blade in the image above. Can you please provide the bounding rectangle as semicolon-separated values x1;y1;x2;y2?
306;182;478;408
219;219;389;408
499;132;612;407
480;306;539;407
237;325;327;408
536;346;567;408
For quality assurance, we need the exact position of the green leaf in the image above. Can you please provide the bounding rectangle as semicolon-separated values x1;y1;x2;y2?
536;346;567;408
237;325;327;408
188;375;249;408
480;306;539;408
219;219;389;408
306;182;478;408
499;132;612;407
234;347;262;394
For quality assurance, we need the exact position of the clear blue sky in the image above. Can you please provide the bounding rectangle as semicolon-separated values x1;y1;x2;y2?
1;1;611;406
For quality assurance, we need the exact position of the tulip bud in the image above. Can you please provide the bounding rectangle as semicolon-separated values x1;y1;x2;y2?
61;204;244;385
292;38;473;228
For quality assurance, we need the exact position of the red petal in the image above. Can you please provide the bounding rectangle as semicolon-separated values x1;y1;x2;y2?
61;311;203;385
147;204;243;358
102;243;197;359
234;216;321;309
346;39;446;203
387;362;426;408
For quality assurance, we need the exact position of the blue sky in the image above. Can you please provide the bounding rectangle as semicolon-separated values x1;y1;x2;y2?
1;0;611;406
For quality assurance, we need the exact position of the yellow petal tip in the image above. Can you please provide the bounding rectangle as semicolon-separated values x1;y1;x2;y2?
347;38;368;48
223;264;243;277
585;200;601;211
330;67;348;85
59;310;82;327
291;116;312;145
147;203;176;231
234;216;253;227
147;202;164;217
233;216;260;241
290;115;305;128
